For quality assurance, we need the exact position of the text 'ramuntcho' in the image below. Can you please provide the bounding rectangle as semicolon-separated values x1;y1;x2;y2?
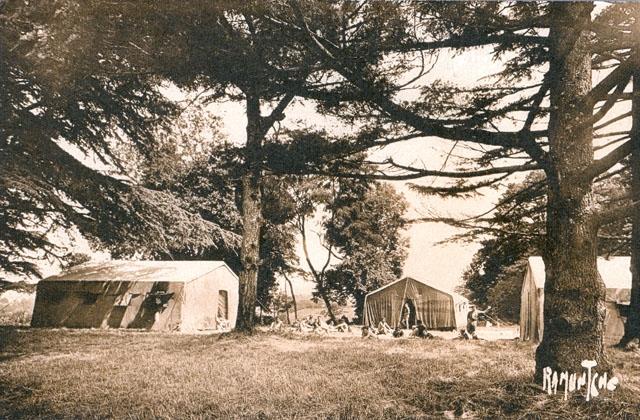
542;360;619;401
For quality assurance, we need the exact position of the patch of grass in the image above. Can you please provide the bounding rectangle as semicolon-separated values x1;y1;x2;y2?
0;327;639;419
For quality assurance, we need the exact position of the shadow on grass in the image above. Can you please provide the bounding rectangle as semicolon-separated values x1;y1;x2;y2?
2;327;639;419
0;326;29;363
0;377;55;419
0;326;20;349
384;371;640;418
398;375;538;417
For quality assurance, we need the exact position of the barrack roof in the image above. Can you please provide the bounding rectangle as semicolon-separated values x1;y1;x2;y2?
43;260;233;283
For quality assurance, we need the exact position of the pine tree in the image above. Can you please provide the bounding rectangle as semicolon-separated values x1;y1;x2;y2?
0;1;235;281
279;1;638;378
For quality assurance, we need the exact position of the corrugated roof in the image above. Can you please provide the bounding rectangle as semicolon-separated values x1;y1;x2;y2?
42;260;232;283
527;256;631;290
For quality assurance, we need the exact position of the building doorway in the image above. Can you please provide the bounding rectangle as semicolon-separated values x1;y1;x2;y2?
217;290;229;330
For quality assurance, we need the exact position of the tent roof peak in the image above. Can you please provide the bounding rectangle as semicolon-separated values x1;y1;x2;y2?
365;276;468;303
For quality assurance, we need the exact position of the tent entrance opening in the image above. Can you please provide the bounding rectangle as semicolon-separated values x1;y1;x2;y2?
401;298;416;328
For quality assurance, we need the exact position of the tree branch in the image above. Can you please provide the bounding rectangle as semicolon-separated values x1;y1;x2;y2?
288;1;550;166
593;200;639;227
589;81;628;125
396;33;548;52
366;159;540;179
585;58;634;106
594;111;632;134
522;77;550;132
408;174;510;197
410;216;544;238
583;139;633;181
260;92;295;136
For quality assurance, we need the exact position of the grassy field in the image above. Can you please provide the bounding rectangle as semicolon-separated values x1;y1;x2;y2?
1;327;639;419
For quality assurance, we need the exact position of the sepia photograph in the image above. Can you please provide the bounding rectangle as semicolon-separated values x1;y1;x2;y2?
1;1;640;418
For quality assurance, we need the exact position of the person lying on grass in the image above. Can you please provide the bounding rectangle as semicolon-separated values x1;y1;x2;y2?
412;320;434;339
296;315;314;332
315;316;338;334
377;317;393;335
392;326;404;338
361;326;378;339
292;316;349;334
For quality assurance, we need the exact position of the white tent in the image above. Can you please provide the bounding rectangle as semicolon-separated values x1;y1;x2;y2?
519;256;631;344
31;260;238;332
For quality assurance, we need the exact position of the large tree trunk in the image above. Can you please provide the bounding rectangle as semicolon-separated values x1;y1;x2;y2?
619;47;640;346
535;2;611;380
236;94;263;332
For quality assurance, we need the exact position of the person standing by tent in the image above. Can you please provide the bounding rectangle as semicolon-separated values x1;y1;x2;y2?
466;305;490;339
401;301;411;328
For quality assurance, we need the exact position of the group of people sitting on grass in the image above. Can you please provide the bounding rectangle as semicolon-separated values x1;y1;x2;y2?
268;305;491;339
302;315;351;333
281;315;352;334
362;305;491;340
361;317;434;339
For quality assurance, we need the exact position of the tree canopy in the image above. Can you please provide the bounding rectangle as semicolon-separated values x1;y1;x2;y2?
272;1;640;378
323;181;408;320
0;1;238;281
289;174;408;321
